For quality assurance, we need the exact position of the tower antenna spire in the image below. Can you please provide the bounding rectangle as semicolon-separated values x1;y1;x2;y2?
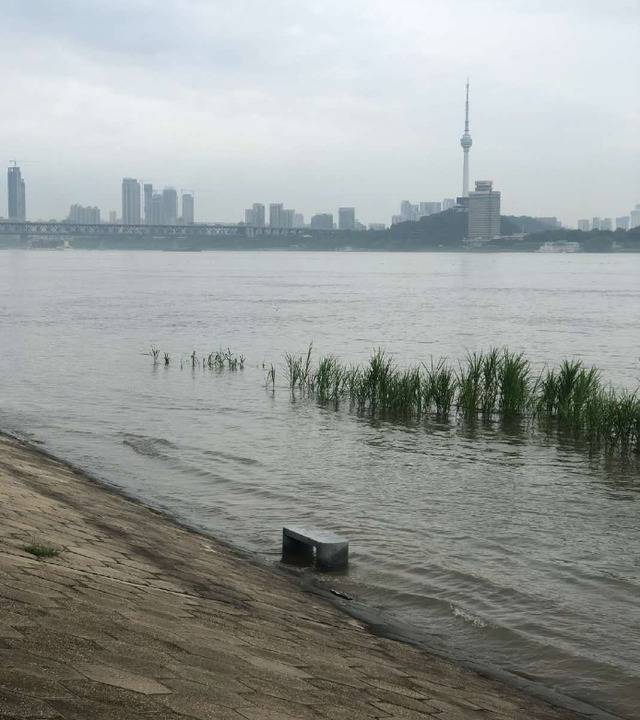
460;79;473;197
465;78;470;133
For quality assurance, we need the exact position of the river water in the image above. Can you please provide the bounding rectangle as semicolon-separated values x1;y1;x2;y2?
0;250;638;719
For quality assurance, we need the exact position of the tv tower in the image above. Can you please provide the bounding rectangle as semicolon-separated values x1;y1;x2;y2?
460;79;472;197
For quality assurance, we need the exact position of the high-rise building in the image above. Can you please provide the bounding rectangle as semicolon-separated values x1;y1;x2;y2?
149;194;163;225
592;217;601;231
143;183;153;224
419;202;442;217
121;178;141;224
244;208;255;225
68;204;100;224
616;216;630;230
293;213;305;228
460;80;472;197
391;215;403;225
338;207;356;231
577;219;590;232
600;218;612;231
269;203;284;228
630;205;640;229
282;209;295;228
442;198;456;211
162;188;178;225
468;180;501;241
7;164;26;221
252;203;265;227
181;193;194;224
108;210;117;224
400;201;418;222
310;213;334;230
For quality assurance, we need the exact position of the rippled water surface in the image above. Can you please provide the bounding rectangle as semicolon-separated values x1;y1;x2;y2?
1;250;639;718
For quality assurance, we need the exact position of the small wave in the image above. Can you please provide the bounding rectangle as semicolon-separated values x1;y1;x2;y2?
451;604;488;628
122;433;259;468
122;434;178;459
202;449;259;466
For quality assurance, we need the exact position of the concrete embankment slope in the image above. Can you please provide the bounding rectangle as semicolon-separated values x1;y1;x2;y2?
0;433;578;720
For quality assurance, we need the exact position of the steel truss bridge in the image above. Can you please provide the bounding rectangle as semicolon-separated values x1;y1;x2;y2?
0;222;311;239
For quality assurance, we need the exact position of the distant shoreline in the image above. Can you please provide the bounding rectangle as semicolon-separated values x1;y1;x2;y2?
1;211;638;253
2;245;640;254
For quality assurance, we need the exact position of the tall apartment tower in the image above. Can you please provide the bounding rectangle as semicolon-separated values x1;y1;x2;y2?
630;205;640;229
121;178;141;224
162;188;178;225
400;201;418;222
68;205;100;224
149;194;163;225
310;213;334;230
460;80;473;197
577;219;590;232
143;183;153;224
419;201;442;217
282;209;295;228
252;203;265;227
468;180;501;241
338;207;356;230
616;216;630;230
269;203;284;228
7;164;26;221
181;193;194;224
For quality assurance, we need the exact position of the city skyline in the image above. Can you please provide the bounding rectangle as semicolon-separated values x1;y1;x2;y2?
4;165;640;232
0;1;637;225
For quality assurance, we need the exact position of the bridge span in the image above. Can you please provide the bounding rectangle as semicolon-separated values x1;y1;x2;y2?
0;221;310;239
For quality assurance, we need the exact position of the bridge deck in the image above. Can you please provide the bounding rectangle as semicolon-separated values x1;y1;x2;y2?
0;221;316;238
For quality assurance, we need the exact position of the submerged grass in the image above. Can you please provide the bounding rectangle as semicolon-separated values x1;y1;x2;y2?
144;342;640;456
148;348;244;371
273;346;640;455
284;343;313;391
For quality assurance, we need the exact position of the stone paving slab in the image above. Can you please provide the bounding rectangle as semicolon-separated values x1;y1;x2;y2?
0;434;584;720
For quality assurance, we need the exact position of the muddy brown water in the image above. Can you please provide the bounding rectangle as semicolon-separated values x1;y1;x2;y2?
0;250;638;718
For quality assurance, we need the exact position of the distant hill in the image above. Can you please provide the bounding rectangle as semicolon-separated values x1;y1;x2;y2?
370;211;560;248
500;215;560;235
382;208;468;248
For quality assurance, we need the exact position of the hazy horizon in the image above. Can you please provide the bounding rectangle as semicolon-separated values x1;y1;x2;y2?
1;0;638;226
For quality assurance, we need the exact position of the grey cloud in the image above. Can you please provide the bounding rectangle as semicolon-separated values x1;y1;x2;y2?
1;0;638;225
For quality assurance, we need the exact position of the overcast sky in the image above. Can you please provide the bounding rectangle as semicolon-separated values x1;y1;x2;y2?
1;0;638;226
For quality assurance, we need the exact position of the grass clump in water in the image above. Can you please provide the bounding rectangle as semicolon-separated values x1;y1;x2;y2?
499;350;531;417
457;351;484;419
425;358;457;418
274;345;640;456
285;343;313;391
265;363;276;391
146;347;245;371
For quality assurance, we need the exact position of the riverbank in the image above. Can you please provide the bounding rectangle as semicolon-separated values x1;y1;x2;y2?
0;433;587;720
